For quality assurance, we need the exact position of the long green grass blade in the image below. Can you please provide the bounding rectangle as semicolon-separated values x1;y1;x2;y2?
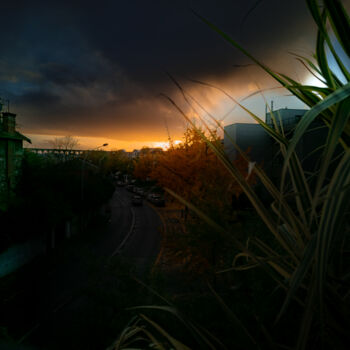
307;0;350;82
276;235;316;322
140;314;192;350
129;305;219;349
290;52;324;77
207;283;259;347
316;149;350;307
284;82;350;172
309;97;350;226
324;0;350;59
296;283;316;350
292;54;327;85
316;14;337;89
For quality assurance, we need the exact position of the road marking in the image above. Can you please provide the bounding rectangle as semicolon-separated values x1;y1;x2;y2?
108;189;138;258
109;206;135;258
17;323;40;344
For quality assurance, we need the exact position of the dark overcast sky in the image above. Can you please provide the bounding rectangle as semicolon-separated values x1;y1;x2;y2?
0;0;324;147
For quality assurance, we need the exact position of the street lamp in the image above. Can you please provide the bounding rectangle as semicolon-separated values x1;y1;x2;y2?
81;143;108;199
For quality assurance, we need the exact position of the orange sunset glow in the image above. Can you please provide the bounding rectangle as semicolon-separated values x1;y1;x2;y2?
25;133;183;151
2;1;349;349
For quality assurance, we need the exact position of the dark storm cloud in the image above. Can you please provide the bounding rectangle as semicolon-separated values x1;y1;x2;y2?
41;63;96;87
18;90;61;107
0;0;316;140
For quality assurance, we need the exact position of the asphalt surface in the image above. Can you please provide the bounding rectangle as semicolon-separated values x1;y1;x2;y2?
120;191;162;272
5;187;162;350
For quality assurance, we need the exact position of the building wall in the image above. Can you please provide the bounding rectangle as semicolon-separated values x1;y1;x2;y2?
224;123;272;164
8;139;24;187
265;108;307;127
0;139;7;201
223;109;329;186
0;136;25;209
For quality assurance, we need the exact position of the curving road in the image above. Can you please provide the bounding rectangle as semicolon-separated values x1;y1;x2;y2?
14;186;163;349
117;188;162;271
90;187;162;262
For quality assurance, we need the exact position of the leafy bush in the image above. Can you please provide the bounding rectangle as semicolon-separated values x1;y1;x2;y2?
0;152;114;251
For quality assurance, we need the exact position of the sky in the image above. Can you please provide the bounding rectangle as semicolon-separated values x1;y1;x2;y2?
0;0;333;150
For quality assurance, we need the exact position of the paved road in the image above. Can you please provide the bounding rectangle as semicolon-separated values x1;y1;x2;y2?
118;188;162;272
13;187;162;350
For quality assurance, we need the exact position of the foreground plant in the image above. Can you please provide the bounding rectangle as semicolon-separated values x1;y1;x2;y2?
111;1;350;349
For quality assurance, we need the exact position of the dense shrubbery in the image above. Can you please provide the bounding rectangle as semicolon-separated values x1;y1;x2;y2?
134;128;254;220
0;152;114;251
85;149;134;177
132;127;255;274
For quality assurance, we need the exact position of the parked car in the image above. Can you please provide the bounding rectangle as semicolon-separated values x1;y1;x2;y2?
148;193;165;207
138;189;146;197
147;193;157;201
153;196;165;207
116;181;125;187
131;195;143;206
133;187;145;197
126;185;134;192
133;187;141;194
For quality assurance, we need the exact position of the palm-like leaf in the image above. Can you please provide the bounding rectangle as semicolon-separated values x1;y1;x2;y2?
113;1;350;349
188;0;350;348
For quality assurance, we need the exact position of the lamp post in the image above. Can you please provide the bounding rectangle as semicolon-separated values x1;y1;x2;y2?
80;143;108;231
81;143;108;199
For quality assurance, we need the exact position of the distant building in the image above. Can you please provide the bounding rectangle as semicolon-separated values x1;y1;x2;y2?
129;149;140;158
224;123;271;163
265;108;307;128
224;108;327;182
127;147;163;159
0;111;31;209
139;147;163;156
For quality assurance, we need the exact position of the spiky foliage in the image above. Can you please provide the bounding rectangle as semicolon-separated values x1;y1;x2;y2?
112;1;350;349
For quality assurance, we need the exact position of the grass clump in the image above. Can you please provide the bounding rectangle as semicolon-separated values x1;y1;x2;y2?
112;1;350;349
